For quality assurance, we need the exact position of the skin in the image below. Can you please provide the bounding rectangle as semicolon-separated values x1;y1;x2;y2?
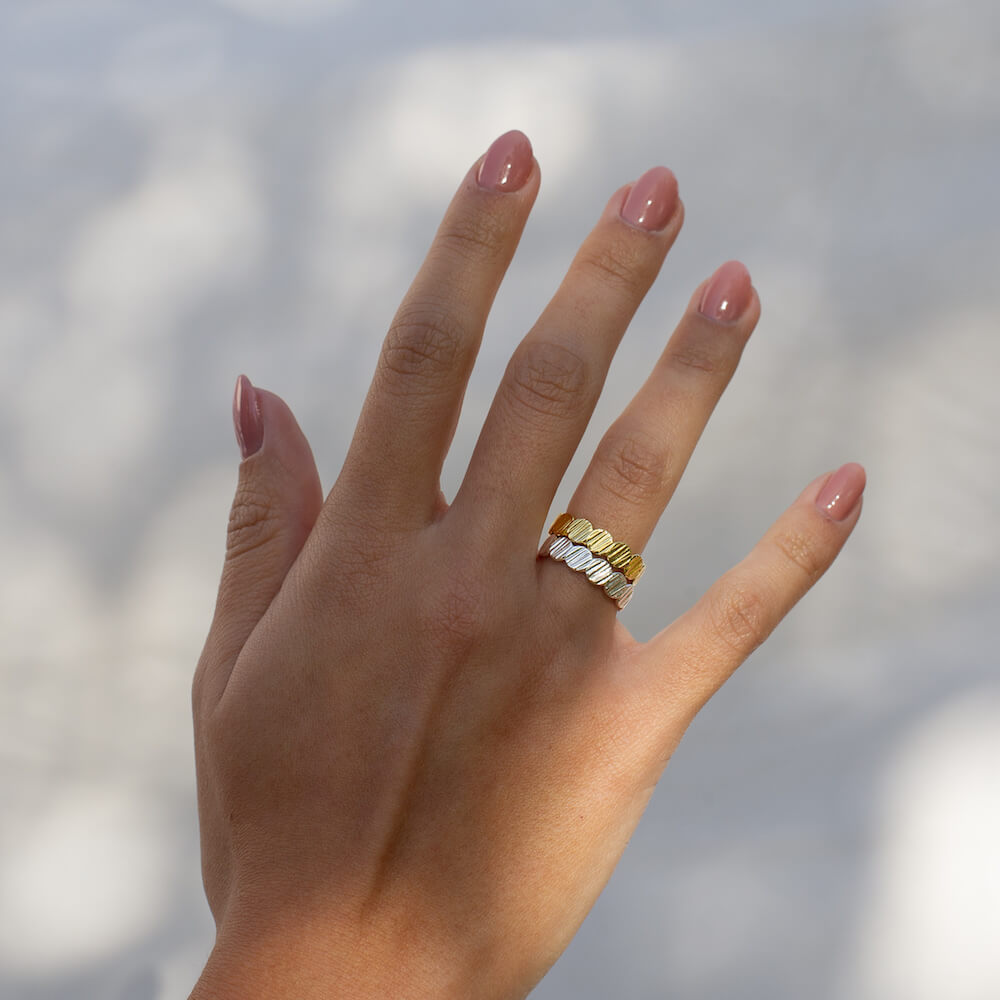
190;132;864;999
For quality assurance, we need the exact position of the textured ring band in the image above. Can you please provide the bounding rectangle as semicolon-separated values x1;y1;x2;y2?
548;513;645;582
540;535;635;610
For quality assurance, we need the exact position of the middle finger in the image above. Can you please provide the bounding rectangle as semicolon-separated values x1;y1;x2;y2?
452;166;683;556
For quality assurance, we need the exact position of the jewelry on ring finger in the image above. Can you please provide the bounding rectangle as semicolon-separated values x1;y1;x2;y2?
539;514;645;610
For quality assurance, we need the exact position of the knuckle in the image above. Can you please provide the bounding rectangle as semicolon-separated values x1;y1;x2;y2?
295;511;395;609
191;642;225;723
191;656;207;717
663;325;742;379
773;527;826;582
575;234;649;298
423;572;490;654
435;208;510;265
594;429;669;507
380;307;464;390
503;339;590;420
664;342;723;377
226;486;283;560
708;584;770;657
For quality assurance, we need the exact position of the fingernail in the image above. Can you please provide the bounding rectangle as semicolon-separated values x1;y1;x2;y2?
619;166;678;232
815;462;866;521
233;374;263;459
699;260;753;322
477;130;533;192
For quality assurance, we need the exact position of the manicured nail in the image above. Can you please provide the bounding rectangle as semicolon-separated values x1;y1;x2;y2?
619;166;678;232
477;130;533;192
233;374;263;459
815;462;866;521
699;260;753;322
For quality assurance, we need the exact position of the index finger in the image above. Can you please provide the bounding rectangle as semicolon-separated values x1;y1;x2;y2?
333;130;540;530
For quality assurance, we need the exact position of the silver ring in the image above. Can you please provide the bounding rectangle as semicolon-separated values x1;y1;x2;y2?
540;535;634;610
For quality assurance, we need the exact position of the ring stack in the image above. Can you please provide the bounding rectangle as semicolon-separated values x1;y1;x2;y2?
540;514;645;610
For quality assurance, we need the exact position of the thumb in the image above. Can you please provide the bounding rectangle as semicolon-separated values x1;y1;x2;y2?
195;375;323;714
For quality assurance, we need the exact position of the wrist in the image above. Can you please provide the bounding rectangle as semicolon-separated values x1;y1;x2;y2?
188;913;488;1000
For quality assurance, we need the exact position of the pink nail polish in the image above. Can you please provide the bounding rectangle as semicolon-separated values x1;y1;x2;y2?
477;130;533;192
815;463;866;521
619;166;678;232
699;260;753;322
233;374;263;459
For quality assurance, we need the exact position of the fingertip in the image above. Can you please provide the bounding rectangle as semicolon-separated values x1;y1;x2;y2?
691;260;756;325
811;462;867;523
242;384;316;463
233;374;263;459
475;129;537;193
619;166;679;232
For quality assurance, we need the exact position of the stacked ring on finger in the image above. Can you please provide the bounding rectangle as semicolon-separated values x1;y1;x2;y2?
540;514;646;610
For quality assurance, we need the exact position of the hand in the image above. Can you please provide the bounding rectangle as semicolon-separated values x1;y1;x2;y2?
190;130;865;999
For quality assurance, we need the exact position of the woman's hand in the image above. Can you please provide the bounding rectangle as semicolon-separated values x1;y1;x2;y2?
190;130;864;999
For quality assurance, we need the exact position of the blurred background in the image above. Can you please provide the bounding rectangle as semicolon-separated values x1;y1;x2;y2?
2;0;999;997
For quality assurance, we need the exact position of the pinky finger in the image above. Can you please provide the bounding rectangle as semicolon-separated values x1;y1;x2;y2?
637;462;866;721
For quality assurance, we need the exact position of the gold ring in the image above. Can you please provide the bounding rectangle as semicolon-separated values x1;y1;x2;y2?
539;513;646;610
548;514;645;582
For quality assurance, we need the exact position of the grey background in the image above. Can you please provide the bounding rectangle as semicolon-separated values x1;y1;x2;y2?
2;0;999;997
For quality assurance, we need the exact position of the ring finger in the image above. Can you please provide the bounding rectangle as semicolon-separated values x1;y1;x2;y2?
545;261;760;603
